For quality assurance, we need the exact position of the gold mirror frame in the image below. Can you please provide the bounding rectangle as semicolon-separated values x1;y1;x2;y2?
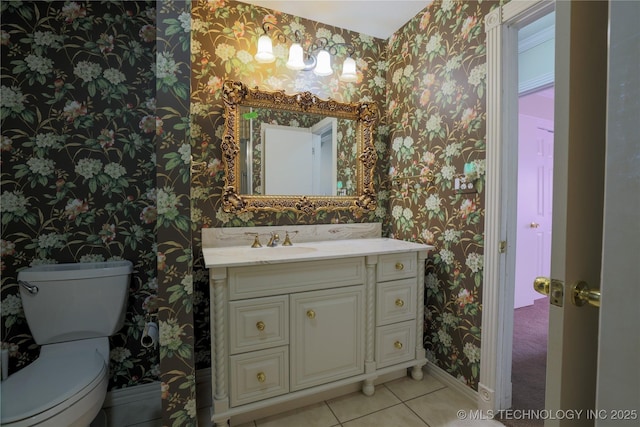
221;80;379;215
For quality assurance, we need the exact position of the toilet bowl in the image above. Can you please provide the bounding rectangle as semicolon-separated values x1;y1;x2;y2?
1;261;132;427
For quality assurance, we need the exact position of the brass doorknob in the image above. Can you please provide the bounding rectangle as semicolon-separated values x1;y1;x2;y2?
257;372;266;383
533;277;564;307
533;277;550;296
572;281;601;308
306;309;316;319
394;341;403;350
256;321;265;331
395;298;405;307
530;222;540;228
395;262;404;270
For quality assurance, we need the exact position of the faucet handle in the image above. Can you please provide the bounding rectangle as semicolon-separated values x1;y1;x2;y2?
282;231;298;246
245;232;262;248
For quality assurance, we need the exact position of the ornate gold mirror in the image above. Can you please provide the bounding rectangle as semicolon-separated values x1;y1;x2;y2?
221;80;379;214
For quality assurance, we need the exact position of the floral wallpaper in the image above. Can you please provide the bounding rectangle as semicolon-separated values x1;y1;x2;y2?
155;1;197;426
0;0;158;390
189;0;389;371
387;0;498;390
2;0;503;425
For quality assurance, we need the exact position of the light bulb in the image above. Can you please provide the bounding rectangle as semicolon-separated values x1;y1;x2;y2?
254;35;275;63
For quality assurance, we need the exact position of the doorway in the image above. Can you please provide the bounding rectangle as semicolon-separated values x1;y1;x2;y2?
510;13;555;416
478;0;556;413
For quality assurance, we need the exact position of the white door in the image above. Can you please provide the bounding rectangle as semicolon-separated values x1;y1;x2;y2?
514;112;554;308
594;0;640;424
544;1;640;425
262;124;313;195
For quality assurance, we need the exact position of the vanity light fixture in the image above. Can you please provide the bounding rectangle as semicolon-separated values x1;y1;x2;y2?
254;22;358;82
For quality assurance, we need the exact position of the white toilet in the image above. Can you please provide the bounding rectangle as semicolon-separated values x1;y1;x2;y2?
1;260;133;427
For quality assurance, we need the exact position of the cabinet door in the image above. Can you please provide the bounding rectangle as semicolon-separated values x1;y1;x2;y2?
290;286;364;391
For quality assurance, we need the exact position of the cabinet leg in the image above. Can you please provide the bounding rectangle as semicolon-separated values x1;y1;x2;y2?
362;379;375;396
411;364;425;380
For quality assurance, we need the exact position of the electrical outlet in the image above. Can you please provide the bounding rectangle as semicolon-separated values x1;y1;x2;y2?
454;174;477;194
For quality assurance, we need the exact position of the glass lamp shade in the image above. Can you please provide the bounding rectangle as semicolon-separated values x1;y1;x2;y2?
313;50;333;76
286;43;306;70
339;57;357;82
255;35;275;63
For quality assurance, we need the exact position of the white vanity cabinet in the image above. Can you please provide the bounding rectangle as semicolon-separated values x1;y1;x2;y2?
203;225;433;427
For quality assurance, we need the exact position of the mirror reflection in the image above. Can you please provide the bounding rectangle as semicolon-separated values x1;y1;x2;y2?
221;80;378;215
238;106;358;196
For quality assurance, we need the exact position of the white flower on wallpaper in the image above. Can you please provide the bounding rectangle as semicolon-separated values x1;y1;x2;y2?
74;60;102;82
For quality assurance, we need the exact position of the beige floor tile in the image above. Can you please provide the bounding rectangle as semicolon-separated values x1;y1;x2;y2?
384;372;446;401
326;385;401;422
342;403;429;427
254;401;339;427
405;387;504;427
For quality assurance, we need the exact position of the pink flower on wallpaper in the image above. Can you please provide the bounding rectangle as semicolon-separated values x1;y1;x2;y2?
140;206;157;224
64;198;89;220
461;16;478;41
98;128;115;148
419;12;431;30
97;33;114;53
457;288;474;308
207;76;223;94
60;2;86;23
207;0;227;13
459;198;476;219
62;100;87;122
139;115;163;135
232;20;245;38
100;223;116;243
460;107;477;129
139;24;156;43
262;14;278;26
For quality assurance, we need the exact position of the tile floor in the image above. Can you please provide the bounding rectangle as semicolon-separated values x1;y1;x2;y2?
235;372;504;427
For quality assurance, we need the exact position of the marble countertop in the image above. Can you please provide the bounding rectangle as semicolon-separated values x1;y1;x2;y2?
202;238;434;268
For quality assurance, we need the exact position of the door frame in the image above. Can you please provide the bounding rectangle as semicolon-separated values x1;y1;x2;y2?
479;0;556;412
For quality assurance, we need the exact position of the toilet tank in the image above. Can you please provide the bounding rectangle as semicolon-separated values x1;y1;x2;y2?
17;260;133;345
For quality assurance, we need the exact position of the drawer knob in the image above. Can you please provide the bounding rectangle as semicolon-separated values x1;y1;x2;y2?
395;298;405;307
394;341;403;350
395;262;404;270
256;372;266;383
256;321;265;331
306;309;316;319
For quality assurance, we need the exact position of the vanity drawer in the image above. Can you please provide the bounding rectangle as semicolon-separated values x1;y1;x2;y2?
377;252;417;282
228;257;365;300
229;296;289;354
376;278;416;326
230;346;289;407
375;321;416;369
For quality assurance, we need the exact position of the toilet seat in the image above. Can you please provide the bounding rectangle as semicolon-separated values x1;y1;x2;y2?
1;345;107;426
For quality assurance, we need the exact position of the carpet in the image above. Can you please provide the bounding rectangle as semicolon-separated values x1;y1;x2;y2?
498;297;548;427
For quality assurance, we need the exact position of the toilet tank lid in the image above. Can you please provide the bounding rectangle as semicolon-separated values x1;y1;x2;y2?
0;348;106;423
18;260;133;282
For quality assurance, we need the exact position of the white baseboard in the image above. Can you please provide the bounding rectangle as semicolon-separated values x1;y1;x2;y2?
424;361;479;406
103;381;161;427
